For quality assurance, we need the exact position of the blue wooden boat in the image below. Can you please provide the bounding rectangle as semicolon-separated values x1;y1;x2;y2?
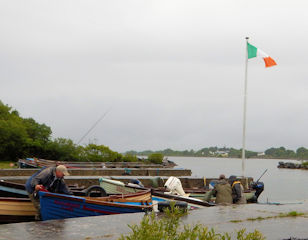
39;190;152;221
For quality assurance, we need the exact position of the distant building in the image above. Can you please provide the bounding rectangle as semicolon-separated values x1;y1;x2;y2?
257;152;265;156
215;150;229;157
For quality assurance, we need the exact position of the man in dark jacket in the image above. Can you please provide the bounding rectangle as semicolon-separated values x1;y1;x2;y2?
25;165;72;219
205;174;233;205
229;175;247;204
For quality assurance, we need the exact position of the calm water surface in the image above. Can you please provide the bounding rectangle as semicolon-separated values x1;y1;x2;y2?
169;157;308;202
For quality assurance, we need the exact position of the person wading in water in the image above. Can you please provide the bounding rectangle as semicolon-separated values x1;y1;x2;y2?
229;175;247;204
206;174;233;205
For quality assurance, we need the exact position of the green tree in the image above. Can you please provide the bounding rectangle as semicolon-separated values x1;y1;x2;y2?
43;138;82;161
0;101;54;161
22;118;52;157
0;101;139;163
296;147;308;160
81;144;123;162
122;154;138;162
148;153;164;164
265;147;296;159
0;102;29;161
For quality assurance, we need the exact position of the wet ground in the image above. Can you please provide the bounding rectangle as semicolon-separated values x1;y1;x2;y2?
1;201;308;240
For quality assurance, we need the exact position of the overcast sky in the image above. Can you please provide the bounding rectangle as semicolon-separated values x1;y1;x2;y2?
1;0;307;152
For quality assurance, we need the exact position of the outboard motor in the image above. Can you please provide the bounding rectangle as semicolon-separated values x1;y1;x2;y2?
209;180;218;190
250;181;264;203
164;177;186;196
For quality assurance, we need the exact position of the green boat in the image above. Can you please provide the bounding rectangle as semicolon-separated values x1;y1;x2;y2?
99;178;141;195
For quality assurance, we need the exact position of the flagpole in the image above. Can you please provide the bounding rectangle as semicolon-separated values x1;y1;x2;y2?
242;37;249;177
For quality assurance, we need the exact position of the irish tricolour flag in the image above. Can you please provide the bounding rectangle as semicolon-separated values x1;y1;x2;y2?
247;43;277;68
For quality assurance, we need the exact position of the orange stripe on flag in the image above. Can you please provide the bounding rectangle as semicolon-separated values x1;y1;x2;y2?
263;57;277;68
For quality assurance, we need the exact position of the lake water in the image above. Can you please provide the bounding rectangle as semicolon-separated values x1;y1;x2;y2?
169;157;308;203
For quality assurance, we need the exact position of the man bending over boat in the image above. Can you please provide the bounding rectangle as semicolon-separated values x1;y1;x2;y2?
25;165;72;220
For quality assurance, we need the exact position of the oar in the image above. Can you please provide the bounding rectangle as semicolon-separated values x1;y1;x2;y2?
258;202;303;205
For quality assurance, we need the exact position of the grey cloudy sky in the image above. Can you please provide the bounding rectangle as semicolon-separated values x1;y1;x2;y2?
1;0;307;152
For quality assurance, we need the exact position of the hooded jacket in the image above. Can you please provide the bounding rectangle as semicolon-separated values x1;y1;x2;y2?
212;179;233;204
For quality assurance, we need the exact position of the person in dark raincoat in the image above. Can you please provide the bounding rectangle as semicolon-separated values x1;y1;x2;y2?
229;175;247;204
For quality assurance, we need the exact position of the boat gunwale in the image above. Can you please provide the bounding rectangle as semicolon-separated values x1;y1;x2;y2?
0;180;26;190
40;192;152;210
107;189;151;199
152;190;215;207
0;197;31;202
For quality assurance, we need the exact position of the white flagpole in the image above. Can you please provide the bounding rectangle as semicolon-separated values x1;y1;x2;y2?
242;37;249;177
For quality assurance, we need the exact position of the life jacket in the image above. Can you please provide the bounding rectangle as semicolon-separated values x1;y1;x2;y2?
231;180;247;204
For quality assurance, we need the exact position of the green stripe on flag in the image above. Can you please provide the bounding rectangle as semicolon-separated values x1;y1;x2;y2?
247;43;257;59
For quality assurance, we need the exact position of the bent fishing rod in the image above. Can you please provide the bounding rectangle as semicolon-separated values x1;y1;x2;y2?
256;169;268;183
77;108;111;145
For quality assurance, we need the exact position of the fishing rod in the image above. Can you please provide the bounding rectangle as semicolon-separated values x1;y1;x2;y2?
77;108;111;145
256;169;268;183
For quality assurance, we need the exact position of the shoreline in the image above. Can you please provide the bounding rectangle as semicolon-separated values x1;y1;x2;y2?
163;156;302;161
1;201;308;239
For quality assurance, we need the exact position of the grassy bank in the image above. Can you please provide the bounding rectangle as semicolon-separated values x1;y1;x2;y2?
0;161;17;169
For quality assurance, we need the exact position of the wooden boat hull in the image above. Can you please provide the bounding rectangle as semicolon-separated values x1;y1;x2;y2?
99;178;214;208
39;191;152;221
18;158;173;169
105;190;151;202
0;214;35;223
99;178;140;195
0;180;29;198
0;198;36;223
190;190;256;202
152;191;214;209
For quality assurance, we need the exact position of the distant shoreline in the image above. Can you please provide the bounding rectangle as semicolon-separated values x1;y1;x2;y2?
140;155;305;161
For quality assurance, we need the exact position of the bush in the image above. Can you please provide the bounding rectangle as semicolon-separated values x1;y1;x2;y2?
302;161;308;166
148;153;164;164
119;205;265;240
122;154;138;162
42;138;82;161
80;144;123;162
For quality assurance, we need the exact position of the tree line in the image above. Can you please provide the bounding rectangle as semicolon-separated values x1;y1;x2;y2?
0;101;145;163
2;100;307;162
127;146;308;160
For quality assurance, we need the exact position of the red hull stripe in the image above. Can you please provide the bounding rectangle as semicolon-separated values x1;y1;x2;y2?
83;205;119;215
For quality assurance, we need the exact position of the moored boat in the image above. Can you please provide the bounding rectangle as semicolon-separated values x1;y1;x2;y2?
18;158;175;169
39;190;152;221
99;177;264;204
99;177;214;208
0;180;28;198
0;197;36;223
99;178;141;195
